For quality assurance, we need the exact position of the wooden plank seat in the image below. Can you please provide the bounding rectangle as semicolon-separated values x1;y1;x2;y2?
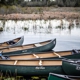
53;52;61;58
33;54;40;58
39;60;42;66
14;60;18;65
34;43;42;47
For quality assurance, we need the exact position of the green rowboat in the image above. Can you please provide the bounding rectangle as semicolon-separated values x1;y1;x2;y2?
0;59;64;76
0;49;80;60
0;39;56;56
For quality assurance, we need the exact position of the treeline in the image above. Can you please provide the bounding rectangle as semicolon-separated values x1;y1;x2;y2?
56;0;80;7
0;0;22;5
0;0;80;7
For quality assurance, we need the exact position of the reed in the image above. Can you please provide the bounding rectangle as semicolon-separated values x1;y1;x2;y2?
0;71;47;80
0;27;3;31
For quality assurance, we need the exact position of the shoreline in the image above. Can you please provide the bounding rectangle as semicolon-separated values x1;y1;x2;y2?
0;7;80;20
0;12;80;20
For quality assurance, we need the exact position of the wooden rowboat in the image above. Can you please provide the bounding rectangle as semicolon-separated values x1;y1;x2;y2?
0;39;56;56
0;59;64;76
0;36;24;50
48;73;80;80
62;59;80;76
0;49;80;60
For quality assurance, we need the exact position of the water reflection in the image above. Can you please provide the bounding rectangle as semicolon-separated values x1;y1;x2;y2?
0;19;80;36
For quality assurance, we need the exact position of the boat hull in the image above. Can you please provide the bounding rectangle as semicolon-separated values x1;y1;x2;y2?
62;59;80;76
0;65;64;76
0;59;63;76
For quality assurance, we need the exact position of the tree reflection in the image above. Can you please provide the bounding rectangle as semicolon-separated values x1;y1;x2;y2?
0;19;80;35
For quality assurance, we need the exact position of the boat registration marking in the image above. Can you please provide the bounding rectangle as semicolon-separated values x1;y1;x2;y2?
22;50;27;53
35;66;45;70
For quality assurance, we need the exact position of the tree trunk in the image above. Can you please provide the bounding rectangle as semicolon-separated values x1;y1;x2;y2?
65;0;77;7
56;0;65;6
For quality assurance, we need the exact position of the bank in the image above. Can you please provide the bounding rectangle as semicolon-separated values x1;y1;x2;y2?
0;7;80;20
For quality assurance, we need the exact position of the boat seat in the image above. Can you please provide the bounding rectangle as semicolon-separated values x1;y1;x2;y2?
53;52;61;58
14;60;18;65
72;49;79;55
33;54;39;58
7;40;15;45
34;43;42;47
39;60;42;66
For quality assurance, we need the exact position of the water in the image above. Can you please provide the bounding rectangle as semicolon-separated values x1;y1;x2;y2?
0;19;80;51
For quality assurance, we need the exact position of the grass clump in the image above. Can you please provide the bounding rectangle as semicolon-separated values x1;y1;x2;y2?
0;27;3;31
22;27;29;31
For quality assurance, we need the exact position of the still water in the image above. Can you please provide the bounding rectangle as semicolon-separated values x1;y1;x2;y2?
0;19;80;51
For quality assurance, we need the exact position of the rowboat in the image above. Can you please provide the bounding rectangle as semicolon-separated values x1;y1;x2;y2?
0;36;24;50
62;59;80;76
0;49;80;60
0;59;64;76
48;73;80;80
0;39;56;56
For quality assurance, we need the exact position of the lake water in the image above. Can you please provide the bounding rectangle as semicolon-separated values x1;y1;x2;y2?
0;19;80;51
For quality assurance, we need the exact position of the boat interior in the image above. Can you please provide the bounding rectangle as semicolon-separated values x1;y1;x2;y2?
0;59;62;66
1;51;72;60
0;38;20;48
0;40;51;53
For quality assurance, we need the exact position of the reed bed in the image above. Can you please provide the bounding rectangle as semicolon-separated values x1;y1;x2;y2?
0;71;47;80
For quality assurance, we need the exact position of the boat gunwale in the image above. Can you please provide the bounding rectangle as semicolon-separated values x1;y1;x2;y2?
62;59;80;66
0;58;61;61
49;73;80;79
3;48;80;56
0;59;62;66
3;39;53;49
3;50;71;56
10;36;24;46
